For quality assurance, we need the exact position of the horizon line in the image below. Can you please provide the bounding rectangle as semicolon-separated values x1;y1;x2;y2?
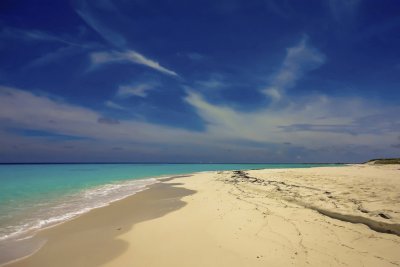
0;162;348;165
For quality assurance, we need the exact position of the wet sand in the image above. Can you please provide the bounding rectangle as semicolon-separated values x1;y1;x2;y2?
4;181;195;267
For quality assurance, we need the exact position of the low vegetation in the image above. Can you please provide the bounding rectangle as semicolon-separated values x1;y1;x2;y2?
366;158;400;164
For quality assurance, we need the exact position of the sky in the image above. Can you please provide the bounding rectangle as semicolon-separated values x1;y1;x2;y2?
0;0;399;163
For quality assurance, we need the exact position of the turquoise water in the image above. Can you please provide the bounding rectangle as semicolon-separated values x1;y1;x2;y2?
0;163;335;242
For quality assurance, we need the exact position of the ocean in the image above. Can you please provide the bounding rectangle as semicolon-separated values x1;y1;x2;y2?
0;163;335;245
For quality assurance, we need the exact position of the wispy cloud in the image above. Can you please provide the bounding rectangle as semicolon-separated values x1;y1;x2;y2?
195;74;227;90
75;0;126;47
186;52;205;61
328;0;361;21
1;27;82;47
262;37;325;101
105;100;126;110
1;27;100;69
184;90;400;150
24;46;82;69
264;0;292;18
97;117;120;125
117;84;156;98
0;86;198;144
0;86;398;162
75;0;178;78
91;50;179;76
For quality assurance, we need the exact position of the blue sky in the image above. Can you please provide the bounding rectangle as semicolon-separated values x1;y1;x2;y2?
0;0;399;163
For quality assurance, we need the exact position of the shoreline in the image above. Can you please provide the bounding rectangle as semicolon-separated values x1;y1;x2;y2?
3;180;195;267
0;164;333;255
3;164;400;266
0;170;238;266
0;172;198;265
0;177;161;263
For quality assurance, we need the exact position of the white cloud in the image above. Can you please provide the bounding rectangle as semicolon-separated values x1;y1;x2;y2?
1;85;397;149
105;100;126;110
76;1;178;77
264;86;282;102
117;84;155;98
262;37;325;101
184;90;400;149
0;85;398;162
90;50;179;77
0;86;201;145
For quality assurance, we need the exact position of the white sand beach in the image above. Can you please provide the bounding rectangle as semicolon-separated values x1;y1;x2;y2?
5;164;400;267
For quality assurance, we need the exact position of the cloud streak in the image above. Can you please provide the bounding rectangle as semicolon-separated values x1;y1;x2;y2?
91;50;179;76
263;37;325;101
117;83;156;98
1;27;83;47
76;0;178;77
0;27;101;69
105;101;126;110
75;0;126;47
25;46;83;69
75;1;179;78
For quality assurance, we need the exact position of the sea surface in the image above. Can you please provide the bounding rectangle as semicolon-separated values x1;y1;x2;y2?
0;163;336;244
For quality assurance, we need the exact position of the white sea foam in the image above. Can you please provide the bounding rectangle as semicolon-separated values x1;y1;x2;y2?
0;178;159;243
